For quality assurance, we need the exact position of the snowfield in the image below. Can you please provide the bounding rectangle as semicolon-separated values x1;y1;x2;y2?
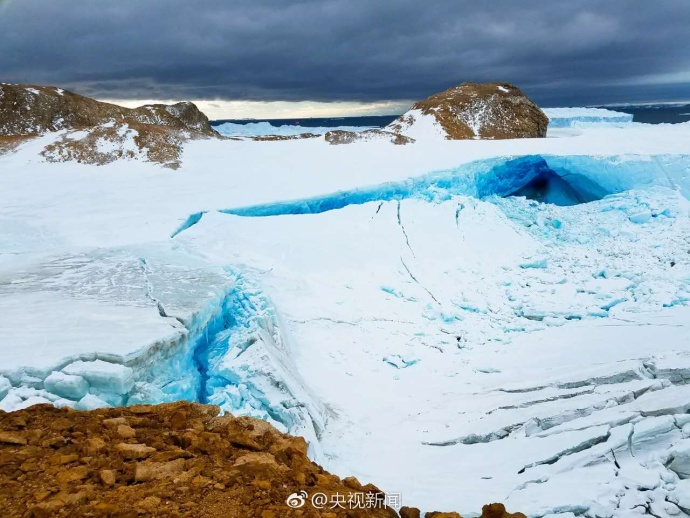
1;118;690;516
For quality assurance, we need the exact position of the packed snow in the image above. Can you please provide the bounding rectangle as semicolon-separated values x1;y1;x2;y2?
1;115;690;516
384;108;448;141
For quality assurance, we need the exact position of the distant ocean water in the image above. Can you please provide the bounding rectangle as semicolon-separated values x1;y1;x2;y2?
210;105;690;137
599;104;690;124
212;115;398;129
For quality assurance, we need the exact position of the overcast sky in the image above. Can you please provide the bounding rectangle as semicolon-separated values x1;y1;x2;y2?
2;0;690;117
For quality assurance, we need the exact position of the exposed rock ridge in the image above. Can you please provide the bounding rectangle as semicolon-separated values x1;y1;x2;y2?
0;83;217;137
386;82;548;140
0;83;219;168
0;401;524;518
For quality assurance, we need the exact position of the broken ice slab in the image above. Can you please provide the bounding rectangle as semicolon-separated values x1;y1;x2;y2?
62;360;135;396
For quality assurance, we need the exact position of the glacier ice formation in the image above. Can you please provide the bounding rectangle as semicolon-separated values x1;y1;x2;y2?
543;108;634;128
0;250;327;457
2;145;690;516
167;154;689;235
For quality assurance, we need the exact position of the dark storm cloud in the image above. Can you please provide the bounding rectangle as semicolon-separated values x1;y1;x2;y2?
1;0;689;106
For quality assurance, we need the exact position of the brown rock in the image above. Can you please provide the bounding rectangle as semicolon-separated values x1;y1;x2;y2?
481;503;527;518
55;465;89;484
252;479;271;490
343;476;362;490
425;513;463;518
51;453;78;466
127;405;156;415
90;502;120;515
115;443;156;460
103;417;128;427
387;82;548;141
19;459;40;472
83;437;106;455
400;507;422;518
170;410;188;429
136;496;161;513
33;490;52;502
134;459;186;482
0;431;27;445
29;501;62;517
116;424;136;439
99;470;117;486
233;452;287;477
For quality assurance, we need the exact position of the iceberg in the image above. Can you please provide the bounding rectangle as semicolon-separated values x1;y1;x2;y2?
544;107;634;128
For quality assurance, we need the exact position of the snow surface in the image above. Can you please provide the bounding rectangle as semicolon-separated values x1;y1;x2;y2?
1;116;690;516
386;108;448;141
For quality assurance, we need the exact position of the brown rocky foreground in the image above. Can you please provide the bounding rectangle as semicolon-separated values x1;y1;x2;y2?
0;402;525;518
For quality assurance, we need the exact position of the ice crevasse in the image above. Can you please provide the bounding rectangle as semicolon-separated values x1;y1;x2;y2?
172;153;690;234
0;255;327;459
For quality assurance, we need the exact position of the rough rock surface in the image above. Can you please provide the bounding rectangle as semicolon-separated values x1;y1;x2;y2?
0;402;522;517
0;402;394;517
0;83;219;167
324;129;414;145
252;133;320;141
0;83;217;137
386;82;548;140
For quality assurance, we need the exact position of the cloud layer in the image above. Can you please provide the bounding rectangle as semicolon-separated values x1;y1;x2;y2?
1;0;689;106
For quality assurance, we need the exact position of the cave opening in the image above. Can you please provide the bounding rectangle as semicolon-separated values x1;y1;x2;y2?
507;169;608;206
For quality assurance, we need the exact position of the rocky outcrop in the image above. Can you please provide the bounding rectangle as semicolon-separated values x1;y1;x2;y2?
386;82;548;141
0;83;217;137
0;401;524;517
325;129;414;145
479;503;527;518
0;83;219;167
400;503;526;518
252;132;320;141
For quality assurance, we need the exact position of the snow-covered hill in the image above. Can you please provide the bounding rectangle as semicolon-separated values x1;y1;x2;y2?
1;113;690;516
